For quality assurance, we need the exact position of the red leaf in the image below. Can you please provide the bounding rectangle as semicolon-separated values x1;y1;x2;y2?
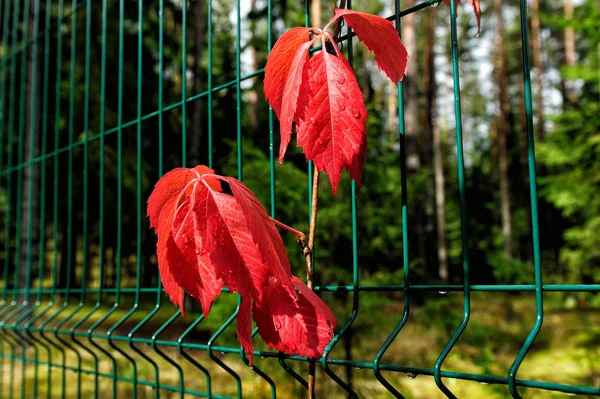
148;166;337;358
469;0;482;36
254;276;336;359
147;165;220;229
264;27;312;117
278;39;316;163
200;189;271;301
227;178;294;290
237;296;254;364
169;189;222;317
292;276;336;324
333;9;408;83
296;49;368;194
155;196;185;313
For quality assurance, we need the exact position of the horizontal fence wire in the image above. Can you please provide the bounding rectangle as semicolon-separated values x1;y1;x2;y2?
0;0;598;398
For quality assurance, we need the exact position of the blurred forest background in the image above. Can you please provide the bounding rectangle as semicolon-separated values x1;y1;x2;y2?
0;0;598;397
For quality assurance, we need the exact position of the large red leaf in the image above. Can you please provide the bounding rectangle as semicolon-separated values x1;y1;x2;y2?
333;9;408;83
278;39;316;163
147;165;220;229
296;49;368;194
148;166;337;361
237;296;254;364
155;195;185;313
201;189;271;301
227;178;294;290
264;27;312;117
169;189;222;317
254;276;337;359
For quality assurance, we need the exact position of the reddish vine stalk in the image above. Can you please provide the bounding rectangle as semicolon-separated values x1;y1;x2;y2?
305;166;320;399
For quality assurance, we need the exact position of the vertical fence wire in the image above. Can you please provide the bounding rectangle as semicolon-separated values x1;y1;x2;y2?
432;0;471;397
507;1;544;397
372;1;414;398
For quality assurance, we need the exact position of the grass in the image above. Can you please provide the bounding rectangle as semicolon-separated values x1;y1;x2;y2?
1;291;599;398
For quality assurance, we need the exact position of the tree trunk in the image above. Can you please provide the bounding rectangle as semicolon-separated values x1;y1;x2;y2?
518;80;531;259
563;0;576;103
190;0;206;166
248;0;260;129
20;0;41;319
434;125;448;281
530;0;545;140
422;7;437;278
423;8;446;280
401;0;419;172
494;0;513;257
399;0;428;271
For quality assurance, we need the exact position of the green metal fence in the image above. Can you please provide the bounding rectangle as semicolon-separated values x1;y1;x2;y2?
0;0;598;398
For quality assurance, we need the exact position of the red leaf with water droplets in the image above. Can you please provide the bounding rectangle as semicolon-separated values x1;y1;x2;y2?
333;9;408;83
278;39;317;163
253;276;337;359
155;196;185;314
443;0;482;36
237;296;254;364
296;49;367;194
147;165;221;229
226;178;294;289
148;166;337;364
169;188;222;317
201;190;271;300
264;27;313;117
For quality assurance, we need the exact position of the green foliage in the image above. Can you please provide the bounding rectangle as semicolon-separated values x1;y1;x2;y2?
537;0;599;285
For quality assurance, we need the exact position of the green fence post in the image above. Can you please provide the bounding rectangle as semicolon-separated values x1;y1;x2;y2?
507;1;544;397
104;2;140;397
372;0;415;396
85;2;120;398
432;0;472;397
67;2;101;397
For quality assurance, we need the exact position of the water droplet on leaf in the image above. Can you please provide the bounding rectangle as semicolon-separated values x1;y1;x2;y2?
407;373;418;380
438;291;448;295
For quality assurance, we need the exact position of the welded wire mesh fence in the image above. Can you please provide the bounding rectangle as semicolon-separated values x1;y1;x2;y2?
0;0;598;398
